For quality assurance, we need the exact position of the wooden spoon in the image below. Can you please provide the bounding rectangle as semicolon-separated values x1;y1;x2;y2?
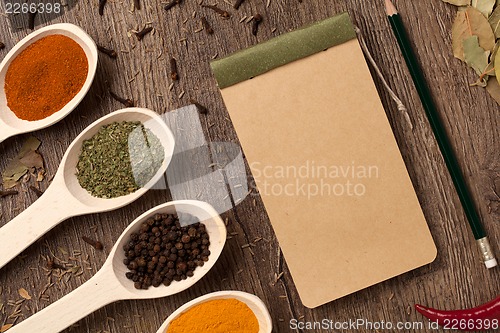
7;200;227;333
156;290;273;333
0;23;98;143
0;108;175;270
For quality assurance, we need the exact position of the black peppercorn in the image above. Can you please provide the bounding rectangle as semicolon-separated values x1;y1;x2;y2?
181;234;191;243
128;261;138;270
123;213;210;289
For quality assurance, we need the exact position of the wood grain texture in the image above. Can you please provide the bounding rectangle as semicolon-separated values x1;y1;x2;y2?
0;0;499;332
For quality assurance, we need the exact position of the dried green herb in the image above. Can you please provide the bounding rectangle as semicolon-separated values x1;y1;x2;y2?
76;121;164;198
464;36;490;76
452;6;495;61
472;0;496;17
442;0;471;6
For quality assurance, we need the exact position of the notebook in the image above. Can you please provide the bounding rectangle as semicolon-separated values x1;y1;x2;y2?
211;12;437;308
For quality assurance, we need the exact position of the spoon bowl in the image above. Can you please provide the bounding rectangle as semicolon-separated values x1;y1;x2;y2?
156;291;273;333
0;23;98;143
0;108;175;269
7;200;227;333
110;200;227;298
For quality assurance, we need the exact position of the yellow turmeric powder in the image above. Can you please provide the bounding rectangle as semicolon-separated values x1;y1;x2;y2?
166;298;259;333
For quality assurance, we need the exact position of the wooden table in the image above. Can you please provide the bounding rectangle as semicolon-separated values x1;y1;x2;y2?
0;0;499;332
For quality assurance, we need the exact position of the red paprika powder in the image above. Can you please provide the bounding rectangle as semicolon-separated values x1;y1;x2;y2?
4;34;88;121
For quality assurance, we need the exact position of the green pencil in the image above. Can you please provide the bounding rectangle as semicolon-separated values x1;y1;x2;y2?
385;0;497;268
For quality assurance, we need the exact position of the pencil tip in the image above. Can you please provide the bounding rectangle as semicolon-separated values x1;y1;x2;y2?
385;0;398;16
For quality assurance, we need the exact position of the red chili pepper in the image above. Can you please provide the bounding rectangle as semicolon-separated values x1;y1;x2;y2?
415;295;500;331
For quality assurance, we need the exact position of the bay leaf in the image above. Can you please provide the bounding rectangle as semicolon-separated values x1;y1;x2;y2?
19;150;44;169
471;0;495;17
1;162;28;180
483;40;499;76
488;6;500;37
452;6;496;61
464;36;490;76
495;46;500;82
18;136;41;157
442;0;471;5
486;76;500;104
1;136;41;188
2;179;20;190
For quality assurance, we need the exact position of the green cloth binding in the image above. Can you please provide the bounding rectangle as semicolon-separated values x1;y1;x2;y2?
210;12;356;89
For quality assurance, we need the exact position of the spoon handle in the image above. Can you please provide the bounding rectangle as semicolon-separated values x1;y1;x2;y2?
7;270;120;333
0;180;81;269
0;125;15;144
